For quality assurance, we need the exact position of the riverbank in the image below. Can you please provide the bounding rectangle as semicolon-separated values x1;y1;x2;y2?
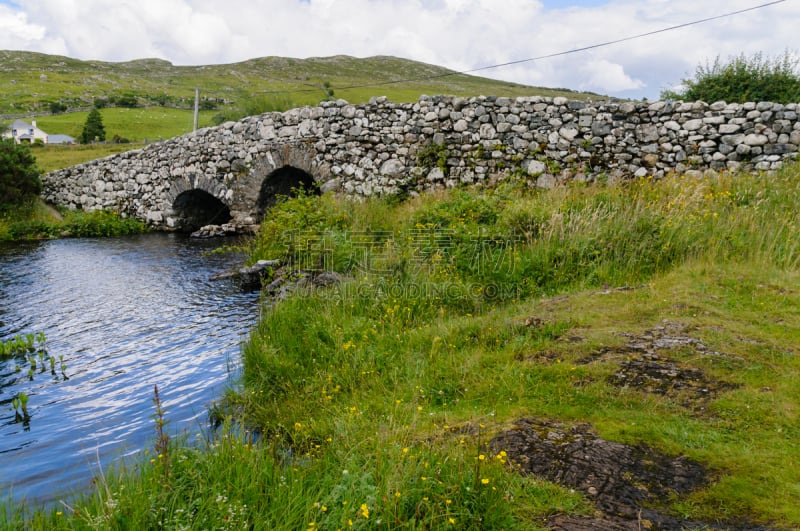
0;197;149;241
5;165;800;528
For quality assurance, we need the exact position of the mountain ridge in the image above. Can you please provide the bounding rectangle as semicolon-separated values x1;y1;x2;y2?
0;50;604;115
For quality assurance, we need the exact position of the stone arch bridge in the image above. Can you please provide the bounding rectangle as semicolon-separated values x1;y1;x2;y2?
42;95;799;232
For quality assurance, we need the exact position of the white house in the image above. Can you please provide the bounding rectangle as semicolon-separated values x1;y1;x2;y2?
2;119;49;144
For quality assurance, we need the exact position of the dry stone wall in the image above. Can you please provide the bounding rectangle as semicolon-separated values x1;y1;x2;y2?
42;95;800;230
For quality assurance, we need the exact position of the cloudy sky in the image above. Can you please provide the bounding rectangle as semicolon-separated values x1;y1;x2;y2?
0;0;795;99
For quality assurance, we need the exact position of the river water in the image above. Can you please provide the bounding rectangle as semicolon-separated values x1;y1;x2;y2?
0;233;261;506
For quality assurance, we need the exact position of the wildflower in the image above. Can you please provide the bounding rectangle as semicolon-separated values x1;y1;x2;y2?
478;454;485;461
395;491;401;498
481;478;490;485
402;447;409;454
449;517;456;524
360;503;369;518
445;499;452;505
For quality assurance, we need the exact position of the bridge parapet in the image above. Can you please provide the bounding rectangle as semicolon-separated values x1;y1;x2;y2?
42;95;800;230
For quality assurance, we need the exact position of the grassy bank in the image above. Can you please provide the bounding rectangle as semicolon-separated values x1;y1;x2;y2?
0;198;149;241
4;166;799;528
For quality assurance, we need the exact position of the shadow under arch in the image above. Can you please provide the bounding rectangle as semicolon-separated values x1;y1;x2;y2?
256;165;321;220
171;189;232;232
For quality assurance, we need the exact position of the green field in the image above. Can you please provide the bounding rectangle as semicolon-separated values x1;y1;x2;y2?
6;165;800;529
33;107;217;143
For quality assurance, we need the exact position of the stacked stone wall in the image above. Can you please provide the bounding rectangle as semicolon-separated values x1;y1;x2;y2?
42;95;800;229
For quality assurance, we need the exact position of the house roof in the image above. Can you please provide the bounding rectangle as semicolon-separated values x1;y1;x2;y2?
49;134;76;144
9;119;34;130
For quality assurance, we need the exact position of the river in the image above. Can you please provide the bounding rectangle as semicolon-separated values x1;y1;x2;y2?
0;233;261;506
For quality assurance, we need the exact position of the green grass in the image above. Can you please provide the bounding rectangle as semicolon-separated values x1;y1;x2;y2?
0;197;149;241
5;165;800;528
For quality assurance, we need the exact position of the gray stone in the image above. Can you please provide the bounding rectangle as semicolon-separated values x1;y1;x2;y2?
527;160;547;175
744;134;769;146
380;159;405;175
559;127;579;141
764;144;797;155
721;134;745;146
683;119;703;131
719;124;741;134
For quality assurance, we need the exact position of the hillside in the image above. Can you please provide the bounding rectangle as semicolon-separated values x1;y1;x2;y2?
0;50;603;115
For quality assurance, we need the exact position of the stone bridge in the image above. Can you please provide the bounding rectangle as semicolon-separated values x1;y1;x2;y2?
42;95;800;232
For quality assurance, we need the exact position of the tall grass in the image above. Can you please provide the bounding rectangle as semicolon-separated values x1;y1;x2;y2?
6;164;800;528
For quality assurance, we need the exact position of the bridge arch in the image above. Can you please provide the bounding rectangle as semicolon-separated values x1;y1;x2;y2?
256;165;320;219
241;143;327;223
171;189;232;232
165;173;232;232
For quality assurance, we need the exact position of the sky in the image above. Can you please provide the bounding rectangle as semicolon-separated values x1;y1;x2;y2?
0;0;796;100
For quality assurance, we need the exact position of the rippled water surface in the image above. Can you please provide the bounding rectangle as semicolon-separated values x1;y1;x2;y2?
0;234;260;505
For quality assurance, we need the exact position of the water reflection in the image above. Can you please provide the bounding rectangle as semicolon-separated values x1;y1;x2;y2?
0;234;260;505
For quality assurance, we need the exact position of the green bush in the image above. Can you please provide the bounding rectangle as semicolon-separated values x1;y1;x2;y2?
0;139;42;209
662;51;800;103
212;92;299;125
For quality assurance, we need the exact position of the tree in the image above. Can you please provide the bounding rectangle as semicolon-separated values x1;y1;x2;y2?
114;92;138;108
80;108;106;144
661;51;800;103
49;101;67;114
0;138;42;209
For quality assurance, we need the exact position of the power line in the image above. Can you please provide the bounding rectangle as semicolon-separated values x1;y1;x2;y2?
258;0;786;95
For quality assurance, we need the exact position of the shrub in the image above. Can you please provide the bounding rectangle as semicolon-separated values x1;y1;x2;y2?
0;139;42;209
212;92;298;125
662;51;800;103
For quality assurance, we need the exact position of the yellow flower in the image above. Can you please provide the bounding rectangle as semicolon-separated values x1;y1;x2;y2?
449;517;456;524
481;478;490;485
478;454;485;461
395;491;401;498
360;503;370;518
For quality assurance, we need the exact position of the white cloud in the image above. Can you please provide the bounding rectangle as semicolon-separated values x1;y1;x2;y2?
1;0;797;99
581;58;644;92
0;4;66;55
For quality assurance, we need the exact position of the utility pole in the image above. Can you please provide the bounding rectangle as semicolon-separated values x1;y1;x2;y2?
193;87;199;132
